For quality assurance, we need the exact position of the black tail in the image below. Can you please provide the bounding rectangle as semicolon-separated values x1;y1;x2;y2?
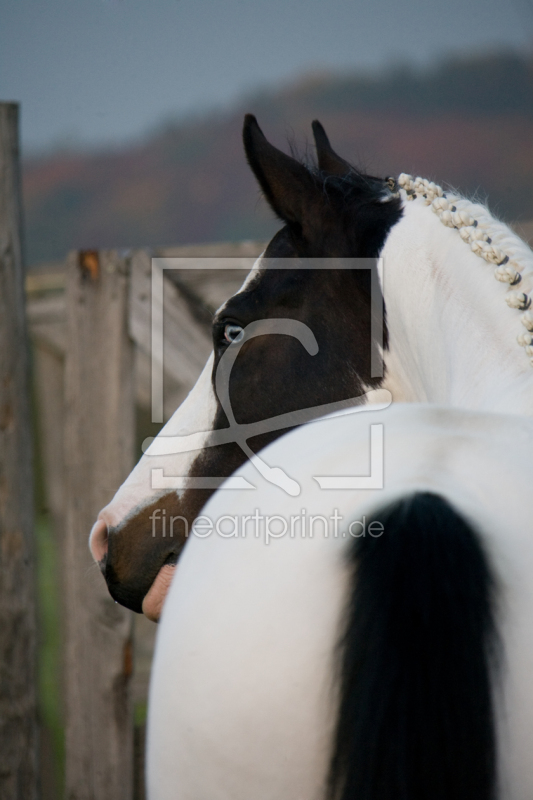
328;492;498;800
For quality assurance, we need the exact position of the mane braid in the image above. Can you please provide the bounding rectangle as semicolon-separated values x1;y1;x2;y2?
398;174;533;367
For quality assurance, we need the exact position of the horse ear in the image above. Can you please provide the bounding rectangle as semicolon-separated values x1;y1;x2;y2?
312;120;352;177
243;114;320;225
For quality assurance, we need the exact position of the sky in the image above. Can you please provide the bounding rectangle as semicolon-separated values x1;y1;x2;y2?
1;0;532;154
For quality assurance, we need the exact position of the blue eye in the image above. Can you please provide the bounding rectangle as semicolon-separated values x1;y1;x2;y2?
224;324;244;343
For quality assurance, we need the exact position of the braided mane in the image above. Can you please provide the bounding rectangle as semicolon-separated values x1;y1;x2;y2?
397;174;533;367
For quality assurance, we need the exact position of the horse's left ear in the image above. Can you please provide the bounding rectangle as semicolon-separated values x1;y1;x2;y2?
243;114;320;226
312;120;352;177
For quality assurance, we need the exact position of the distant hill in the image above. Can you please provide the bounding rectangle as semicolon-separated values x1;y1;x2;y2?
23;51;533;265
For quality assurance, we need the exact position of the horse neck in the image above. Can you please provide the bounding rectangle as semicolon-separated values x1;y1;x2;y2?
380;196;533;415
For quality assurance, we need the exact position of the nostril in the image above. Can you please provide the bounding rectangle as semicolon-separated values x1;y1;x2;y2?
89;519;109;563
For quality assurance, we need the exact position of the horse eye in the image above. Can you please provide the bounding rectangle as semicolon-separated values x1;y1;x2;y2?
224;324;244;343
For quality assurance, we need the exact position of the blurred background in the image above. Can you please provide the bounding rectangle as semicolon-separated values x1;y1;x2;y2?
2;2;532;796
2;0;533;267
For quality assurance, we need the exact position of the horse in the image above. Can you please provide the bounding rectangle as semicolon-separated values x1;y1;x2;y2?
89;115;533;623
145;403;533;800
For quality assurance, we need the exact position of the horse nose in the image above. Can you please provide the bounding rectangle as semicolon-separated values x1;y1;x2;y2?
89;518;109;563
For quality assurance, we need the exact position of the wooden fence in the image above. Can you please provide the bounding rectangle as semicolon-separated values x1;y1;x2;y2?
0;102;39;800
27;241;263;798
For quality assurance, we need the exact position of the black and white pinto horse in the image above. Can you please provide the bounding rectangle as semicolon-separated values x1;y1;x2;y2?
149;405;533;800
89;117;533;799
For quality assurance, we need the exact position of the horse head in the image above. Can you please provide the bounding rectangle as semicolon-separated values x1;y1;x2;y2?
90;117;533;619
89;116;403;619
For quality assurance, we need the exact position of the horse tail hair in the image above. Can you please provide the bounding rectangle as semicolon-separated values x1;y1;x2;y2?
327;491;498;800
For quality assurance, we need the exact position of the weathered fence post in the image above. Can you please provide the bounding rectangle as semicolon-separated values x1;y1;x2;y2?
63;250;135;799
0;102;39;799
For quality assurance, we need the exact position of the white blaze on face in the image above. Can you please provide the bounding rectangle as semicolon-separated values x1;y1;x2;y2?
90;354;217;549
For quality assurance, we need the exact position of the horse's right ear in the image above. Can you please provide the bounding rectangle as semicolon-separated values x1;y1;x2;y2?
243;114;320;226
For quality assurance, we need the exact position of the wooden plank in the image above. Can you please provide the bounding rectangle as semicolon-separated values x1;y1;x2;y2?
33;341;66;553
133;346;188;419
27;293;66;356
158;240;264;312
129;249;213;389
32;340;66;798
155;238;265;259
25;265;65;295
0;102;39;800
63;249;135;800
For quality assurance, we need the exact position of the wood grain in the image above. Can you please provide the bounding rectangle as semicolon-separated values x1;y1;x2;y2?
0;102;39;800
63;250;135;799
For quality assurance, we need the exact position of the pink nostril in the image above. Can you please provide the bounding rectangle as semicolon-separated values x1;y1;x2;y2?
89;519;109;563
